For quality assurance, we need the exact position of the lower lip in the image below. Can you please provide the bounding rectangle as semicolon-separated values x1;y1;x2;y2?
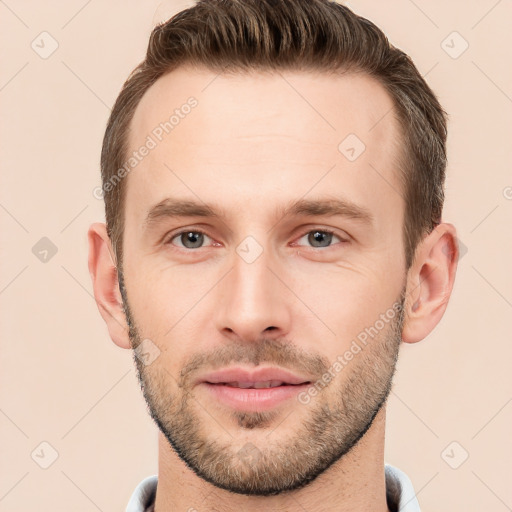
199;382;310;412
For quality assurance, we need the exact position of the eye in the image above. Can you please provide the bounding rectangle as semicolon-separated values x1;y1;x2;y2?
167;230;213;249
295;229;347;249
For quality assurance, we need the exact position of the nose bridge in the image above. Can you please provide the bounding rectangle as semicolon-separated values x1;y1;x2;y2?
215;235;291;341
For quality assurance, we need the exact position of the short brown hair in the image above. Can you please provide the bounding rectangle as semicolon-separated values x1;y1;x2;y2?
101;0;447;270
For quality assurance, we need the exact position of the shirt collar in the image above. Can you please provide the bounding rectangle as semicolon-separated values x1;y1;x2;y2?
126;464;421;511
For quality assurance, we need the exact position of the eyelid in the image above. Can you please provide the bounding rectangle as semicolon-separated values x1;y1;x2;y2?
165;228;214;248
292;227;350;248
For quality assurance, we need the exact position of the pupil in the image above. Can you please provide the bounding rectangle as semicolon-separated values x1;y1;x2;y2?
183;232;203;248
309;231;332;247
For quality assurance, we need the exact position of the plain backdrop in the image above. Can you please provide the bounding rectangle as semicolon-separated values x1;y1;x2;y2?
1;0;511;510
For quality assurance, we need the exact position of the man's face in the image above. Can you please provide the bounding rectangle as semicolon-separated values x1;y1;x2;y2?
120;67;407;495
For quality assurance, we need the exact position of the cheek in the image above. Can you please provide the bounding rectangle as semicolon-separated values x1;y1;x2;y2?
123;252;204;323
123;259;216;372
284;277;403;383
289;260;403;341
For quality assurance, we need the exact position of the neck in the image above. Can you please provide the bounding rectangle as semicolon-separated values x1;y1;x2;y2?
153;406;390;512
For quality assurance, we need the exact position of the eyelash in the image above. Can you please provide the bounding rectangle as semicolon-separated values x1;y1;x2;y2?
164;228;348;250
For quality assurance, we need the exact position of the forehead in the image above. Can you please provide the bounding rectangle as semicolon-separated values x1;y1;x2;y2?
125;65;403;227
130;65;399;149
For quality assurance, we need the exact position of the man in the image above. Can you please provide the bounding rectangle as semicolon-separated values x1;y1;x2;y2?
88;0;458;510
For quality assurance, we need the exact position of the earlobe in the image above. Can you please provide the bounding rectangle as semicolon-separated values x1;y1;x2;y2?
402;223;459;344
87;222;131;349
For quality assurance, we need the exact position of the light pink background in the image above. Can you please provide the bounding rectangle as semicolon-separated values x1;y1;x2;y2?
1;1;511;510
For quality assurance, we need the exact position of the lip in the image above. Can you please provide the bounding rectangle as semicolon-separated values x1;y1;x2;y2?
200;382;311;412
195;366;313;412
197;366;313;386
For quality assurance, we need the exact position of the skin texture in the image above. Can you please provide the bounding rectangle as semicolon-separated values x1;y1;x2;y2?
88;66;458;511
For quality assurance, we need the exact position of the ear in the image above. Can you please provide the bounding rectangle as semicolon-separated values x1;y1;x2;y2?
402;222;459;344
87;222;131;349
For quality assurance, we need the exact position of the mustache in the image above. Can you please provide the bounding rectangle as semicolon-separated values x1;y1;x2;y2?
177;337;331;389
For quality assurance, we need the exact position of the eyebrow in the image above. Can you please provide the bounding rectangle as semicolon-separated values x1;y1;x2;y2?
284;197;373;224
144;199;223;229
143;196;373;230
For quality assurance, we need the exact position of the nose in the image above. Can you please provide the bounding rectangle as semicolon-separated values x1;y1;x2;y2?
214;243;292;343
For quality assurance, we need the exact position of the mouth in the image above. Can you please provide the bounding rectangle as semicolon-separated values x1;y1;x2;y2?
200;381;312;412
209;380;310;388
196;367;314;411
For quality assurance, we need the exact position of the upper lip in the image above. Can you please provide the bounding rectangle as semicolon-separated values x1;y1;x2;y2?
197;367;313;386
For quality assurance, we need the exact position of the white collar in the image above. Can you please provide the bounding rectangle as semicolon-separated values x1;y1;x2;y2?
126;463;421;511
